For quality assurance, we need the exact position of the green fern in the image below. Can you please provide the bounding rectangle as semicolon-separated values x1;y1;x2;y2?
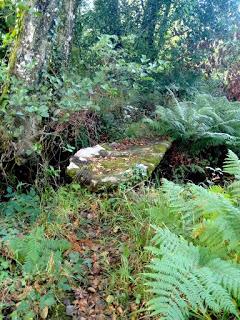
9;227;71;274
160;178;240;251
146;94;240;147
222;150;240;203
224;149;240;179
196;221;229;258
143;151;240;319
145;228;240;320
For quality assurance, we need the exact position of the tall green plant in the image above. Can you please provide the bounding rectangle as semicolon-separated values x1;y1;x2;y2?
145;228;240;320
145;150;240;319
146;94;240;147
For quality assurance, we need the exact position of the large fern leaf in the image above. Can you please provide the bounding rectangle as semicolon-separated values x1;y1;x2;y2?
224;149;240;179
145;228;239;320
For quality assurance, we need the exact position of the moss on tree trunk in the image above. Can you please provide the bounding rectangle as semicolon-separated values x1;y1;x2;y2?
1;0;77;160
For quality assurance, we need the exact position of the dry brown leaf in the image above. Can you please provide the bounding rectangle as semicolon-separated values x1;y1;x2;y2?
40;306;48;319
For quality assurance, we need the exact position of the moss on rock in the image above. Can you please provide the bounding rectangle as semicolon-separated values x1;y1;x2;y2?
67;138;172;191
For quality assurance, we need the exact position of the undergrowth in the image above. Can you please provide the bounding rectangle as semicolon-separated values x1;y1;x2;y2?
1;151;240;319
1;1;240;319
145;94;240;149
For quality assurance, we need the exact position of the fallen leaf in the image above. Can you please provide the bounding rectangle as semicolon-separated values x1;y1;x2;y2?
40;306;48;319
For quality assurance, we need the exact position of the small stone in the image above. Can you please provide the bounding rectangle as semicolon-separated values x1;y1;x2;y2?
99;150;109;157
66;305;74;316
110;142;118;148
96;299;106;309
87;287;96;293
117;306;123;315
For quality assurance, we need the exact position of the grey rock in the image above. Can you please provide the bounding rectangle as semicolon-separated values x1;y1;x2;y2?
67;138;172;191
66;305;75;316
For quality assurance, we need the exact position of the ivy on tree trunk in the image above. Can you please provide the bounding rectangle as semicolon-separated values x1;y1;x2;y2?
13;0;77;84
5;0;77;159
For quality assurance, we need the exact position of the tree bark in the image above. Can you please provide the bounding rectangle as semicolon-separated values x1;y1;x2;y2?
5;0;77;159
136;0;162;58
56;0;79;68
13;0;60;85
12;0;78;84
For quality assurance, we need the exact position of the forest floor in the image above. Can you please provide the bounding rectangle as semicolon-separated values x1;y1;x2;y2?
66;199;149;320
0;183;154;319
0;143;231;319
50;143;230;319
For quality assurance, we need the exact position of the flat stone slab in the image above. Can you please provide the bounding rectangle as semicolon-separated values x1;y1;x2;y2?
67;138;172;191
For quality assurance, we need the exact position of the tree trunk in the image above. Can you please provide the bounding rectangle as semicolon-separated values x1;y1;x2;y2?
56;0;79;68
13;0;60;85
5;0;77;159
136;0;162;58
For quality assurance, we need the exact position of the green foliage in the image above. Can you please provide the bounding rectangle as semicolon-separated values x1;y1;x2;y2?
0;226;83;318
146;94;240;147
9;227;70;274
93;0;121;36
0;256;10;283
81;0;240;68
1;0;239;162
144;151;240;319
0;0;17;56
0;187;40;221
224;149;240;178
0;185;90;318
145;228;240;320
1;1;240;318
0;60;7;92
161;178;240;252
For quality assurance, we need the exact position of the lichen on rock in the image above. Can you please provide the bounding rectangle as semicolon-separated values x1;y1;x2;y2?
67;138;172;191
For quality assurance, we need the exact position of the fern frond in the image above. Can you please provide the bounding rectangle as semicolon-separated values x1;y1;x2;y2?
145;228;239;319
206;258;240;300
195;267;237;314
161;179;191;218
9;227;71;274
149;227;199;261
147;94;240;147
195;221;228;259
227;180;240;201
224;150;240;179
